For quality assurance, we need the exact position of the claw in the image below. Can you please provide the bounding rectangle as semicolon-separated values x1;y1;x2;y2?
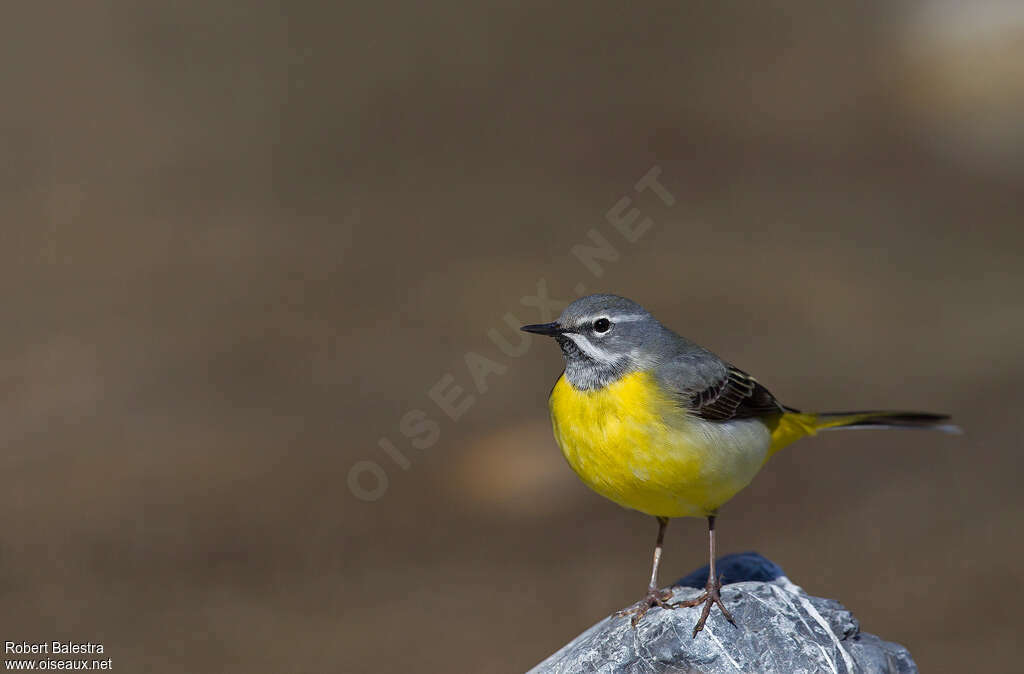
615;587;678;628
689;574;735;637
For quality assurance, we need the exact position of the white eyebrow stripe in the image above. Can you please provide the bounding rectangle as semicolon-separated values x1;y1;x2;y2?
565;333;622;365
580;313;647;325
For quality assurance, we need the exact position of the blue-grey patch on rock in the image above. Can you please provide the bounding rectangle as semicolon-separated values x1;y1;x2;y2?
676;551;786;589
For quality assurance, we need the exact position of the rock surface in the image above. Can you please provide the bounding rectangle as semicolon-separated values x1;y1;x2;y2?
530;553;916;674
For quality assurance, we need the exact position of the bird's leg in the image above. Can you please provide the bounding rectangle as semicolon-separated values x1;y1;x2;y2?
676;514;736;636
615;516;677;627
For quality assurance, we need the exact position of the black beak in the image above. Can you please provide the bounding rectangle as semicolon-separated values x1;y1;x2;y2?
520;321;566;336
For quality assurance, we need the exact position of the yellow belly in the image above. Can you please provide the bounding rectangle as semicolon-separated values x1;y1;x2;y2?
549;371;809;518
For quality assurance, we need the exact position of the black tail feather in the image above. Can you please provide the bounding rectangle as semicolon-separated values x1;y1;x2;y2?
817;411;961;434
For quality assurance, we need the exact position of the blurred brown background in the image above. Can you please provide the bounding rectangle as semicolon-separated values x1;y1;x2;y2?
2;1;1022;672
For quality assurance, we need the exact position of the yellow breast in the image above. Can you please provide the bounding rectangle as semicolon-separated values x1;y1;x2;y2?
549;371;783;518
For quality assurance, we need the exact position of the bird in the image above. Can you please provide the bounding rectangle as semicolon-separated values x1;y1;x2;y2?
521;294;958;637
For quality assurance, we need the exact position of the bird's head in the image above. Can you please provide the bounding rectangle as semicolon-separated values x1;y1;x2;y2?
521;294;670;390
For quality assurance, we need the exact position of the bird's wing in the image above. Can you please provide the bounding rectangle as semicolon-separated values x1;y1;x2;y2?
687;365;789;421
659;357;789;421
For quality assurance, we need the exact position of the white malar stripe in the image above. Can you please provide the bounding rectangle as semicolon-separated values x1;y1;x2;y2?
565;333;622;365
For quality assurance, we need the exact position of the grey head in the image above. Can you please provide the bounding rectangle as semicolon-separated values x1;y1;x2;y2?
521;294;699;390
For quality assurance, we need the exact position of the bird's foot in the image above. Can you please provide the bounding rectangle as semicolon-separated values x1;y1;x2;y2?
677;574;736;637
615;586;678;628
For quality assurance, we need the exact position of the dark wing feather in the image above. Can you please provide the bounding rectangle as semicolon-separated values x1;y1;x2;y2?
687;365;789;421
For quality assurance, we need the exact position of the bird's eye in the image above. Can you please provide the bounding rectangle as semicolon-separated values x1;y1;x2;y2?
593;318;611;333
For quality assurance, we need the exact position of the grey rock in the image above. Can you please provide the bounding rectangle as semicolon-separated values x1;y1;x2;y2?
530;555;916;674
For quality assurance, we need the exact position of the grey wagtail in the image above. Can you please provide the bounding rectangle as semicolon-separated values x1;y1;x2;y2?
522;294;958;636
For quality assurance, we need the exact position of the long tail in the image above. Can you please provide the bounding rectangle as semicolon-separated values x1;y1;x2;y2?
812;410;961;434
769;410;960;455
